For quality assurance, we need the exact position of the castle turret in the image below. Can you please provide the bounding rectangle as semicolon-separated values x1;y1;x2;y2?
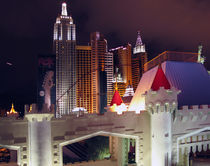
109;81;127;114
144;65;180;166
25;104;54;166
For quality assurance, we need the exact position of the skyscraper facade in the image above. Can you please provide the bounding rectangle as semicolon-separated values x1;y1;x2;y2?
132;31;147;91
90;32;107;113
105;52;114;106
76;46;92;113
53;2;76;116
110;44;132;89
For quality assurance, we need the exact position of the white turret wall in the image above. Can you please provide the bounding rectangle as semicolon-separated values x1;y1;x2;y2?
151;111;172;166
145;87;179;166
26;114;53;166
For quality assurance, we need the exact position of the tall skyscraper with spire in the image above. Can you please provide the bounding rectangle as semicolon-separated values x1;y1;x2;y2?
53;2;76;116
132;31;147;91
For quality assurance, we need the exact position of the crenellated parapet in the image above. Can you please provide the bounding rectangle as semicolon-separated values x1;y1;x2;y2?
50;110;151;166
172;105;210;165
51;111;148;140
145;86;180;114
175;105;210;123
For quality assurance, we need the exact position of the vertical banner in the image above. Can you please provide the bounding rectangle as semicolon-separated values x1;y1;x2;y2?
37;55;56;111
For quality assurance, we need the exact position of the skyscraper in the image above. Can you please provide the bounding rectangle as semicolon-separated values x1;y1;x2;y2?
105;52;114;106
76;45;92;113
132;31;147;91
90;32;107;113
110;44;132;88
53;2;76;116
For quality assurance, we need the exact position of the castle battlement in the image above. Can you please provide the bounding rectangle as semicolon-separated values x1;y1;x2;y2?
24;103;55;114
175;105;210;123
53;110;144;122
179;104;210;110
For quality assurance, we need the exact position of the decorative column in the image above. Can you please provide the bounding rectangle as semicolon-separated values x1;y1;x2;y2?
26;113;54;166
178;148;184;166
135;136;143;166
109;136;129;166
116;137;128;166
183;147;190;166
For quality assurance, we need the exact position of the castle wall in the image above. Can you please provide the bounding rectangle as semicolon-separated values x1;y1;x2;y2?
0;118;28;166
26;114;53;166
172;105;210;165
2;103;210;166
51;111;151;166
151;112;172;166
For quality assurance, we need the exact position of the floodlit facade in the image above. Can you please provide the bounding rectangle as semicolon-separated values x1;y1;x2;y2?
105;52;114;106
53;2;76;117
90;32;107;113
76;46;92;113
110;44;132;87
1;61;210;166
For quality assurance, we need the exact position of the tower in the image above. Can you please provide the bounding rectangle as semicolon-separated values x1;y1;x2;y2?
105;52;114;106
132;31;147;91
90;32;107;113
53;2;76;116
112;68;127;97
110;44;132;95
144;66;180;166
111;44;132;86
76;45;92;113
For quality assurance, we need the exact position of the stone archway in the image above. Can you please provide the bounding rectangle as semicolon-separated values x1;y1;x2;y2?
0;144;20;166
58;131;139;166
176;127;210;166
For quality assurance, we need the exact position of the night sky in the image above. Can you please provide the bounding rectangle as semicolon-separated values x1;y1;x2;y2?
1;0;210;112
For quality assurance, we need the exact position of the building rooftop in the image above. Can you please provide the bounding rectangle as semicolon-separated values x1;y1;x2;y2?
129;61;210;112
144;51;198;72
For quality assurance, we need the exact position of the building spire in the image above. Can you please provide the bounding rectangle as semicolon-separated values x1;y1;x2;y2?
133;31;145;54
135;31;143;47
115;77;118;90
61;2;68;16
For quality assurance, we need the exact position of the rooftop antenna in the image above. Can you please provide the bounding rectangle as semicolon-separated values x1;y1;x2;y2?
115;68;118;90
61;2;68;16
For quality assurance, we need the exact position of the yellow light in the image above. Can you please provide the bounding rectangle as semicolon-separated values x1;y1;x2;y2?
110;103;127;114
7;103;18;116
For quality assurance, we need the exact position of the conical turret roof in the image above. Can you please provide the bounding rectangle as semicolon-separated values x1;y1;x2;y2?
110;90;123;106
151;65;171;91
